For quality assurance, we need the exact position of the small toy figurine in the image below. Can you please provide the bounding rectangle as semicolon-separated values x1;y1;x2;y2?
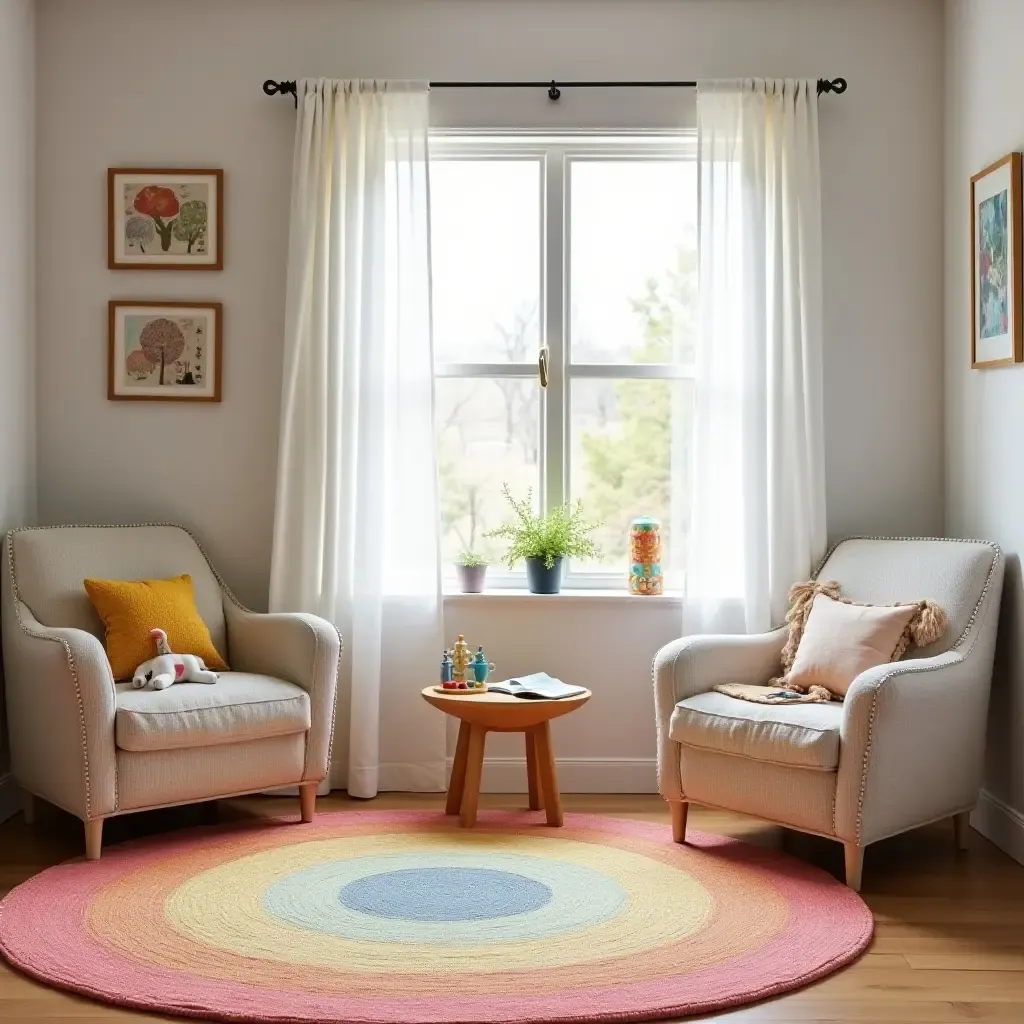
450;634;472;683
440;651;455;688
131;628;219;691
472;647;496;684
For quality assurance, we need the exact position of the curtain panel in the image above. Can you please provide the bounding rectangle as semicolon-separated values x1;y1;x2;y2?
270;79;445;797
686;79;827;635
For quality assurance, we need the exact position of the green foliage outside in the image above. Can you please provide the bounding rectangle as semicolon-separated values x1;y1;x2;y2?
486;484;600;569
579;246;697;567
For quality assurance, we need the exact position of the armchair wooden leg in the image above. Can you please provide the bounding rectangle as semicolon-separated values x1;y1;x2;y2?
22;791;34;825
953;811;971;851
669;800;689;844
84;819;104;861
299;782;317;823
844;842;864;892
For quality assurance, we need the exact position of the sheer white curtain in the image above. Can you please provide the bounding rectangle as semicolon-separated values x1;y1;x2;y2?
269;79;445;798
685;79;827;635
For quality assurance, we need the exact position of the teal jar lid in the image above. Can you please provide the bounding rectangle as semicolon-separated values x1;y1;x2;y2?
631;516;661;531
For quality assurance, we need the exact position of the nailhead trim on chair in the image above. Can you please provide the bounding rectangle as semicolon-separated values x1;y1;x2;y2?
5;523;346;810
813;536;1002;844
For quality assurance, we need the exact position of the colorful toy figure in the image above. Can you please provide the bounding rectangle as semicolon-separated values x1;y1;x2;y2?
472;647;496;684
450;635;472;683
629;516;664;596
440;651;454;688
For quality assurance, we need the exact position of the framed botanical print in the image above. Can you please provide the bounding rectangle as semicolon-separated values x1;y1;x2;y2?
108;169;223;270
108;301;222;402
971;153;1023;368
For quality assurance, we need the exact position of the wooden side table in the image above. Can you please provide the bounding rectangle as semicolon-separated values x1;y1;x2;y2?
421;686;592;828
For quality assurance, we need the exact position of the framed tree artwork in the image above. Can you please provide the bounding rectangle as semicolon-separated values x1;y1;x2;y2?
108;169;224;270
971;153;1023;368
109;301;222;401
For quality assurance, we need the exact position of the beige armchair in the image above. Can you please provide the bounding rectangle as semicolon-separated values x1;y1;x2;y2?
1;525;341;859
654;538;1003;890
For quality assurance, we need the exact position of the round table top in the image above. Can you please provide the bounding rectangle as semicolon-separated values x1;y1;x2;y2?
420;685;591;730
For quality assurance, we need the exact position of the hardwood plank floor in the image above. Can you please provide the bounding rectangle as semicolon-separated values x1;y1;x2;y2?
2;792;1024;1022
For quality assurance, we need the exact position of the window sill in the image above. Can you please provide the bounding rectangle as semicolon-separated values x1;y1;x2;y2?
443;588;683;603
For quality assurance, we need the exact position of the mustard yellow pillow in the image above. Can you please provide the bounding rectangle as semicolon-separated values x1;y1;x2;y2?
83;574;229;681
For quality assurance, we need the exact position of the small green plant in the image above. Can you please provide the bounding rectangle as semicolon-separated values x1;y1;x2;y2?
486;484;600;569
456;549;488;568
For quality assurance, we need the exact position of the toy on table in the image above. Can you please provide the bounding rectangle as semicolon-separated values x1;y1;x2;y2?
451;634;473;684
472;647;496;684
438;635;490;692
629;516;664;596
132;628;220;690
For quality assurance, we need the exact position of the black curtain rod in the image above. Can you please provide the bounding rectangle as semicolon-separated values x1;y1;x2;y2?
262;77;847;106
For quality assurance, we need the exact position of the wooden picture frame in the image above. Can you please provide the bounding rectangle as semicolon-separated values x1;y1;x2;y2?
108;301;222;402
971;152;1023;368
108;168;224;270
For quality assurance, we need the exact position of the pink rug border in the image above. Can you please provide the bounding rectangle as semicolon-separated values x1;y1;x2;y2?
0;810;873;1023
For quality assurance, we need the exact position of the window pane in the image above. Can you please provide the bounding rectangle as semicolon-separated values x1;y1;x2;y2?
569;160;697;365
570;378;694;580
431;160;541;363
436;377;540;566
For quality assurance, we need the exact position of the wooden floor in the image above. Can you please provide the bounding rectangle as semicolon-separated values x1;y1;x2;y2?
2;792;1024;1022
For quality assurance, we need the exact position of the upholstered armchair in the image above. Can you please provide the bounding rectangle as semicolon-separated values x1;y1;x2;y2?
1;525;341;860
654;538;1003;890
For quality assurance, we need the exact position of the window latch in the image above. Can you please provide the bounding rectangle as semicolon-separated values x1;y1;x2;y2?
538;347;550;389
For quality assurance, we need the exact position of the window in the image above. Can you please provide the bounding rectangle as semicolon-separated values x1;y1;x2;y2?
431;135;697;588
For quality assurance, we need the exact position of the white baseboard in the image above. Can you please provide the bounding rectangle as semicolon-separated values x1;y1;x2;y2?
448;756;658;794
0;773;21;823
972;788;1024;866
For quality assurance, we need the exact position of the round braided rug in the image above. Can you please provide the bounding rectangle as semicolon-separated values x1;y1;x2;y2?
0;811;872;1023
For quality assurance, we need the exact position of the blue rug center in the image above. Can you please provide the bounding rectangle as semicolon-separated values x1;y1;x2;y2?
337;867;553;922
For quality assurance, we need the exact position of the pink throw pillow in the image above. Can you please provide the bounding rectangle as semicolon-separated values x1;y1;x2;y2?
786;593;918;698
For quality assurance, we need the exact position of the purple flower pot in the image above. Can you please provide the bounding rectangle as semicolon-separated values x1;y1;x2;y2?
455;564;488;594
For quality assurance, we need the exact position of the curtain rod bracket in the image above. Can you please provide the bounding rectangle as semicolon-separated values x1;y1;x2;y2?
548;80;561;101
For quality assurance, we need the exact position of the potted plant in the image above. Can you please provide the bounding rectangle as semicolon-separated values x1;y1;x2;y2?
454;550;488;594
487;484;599;594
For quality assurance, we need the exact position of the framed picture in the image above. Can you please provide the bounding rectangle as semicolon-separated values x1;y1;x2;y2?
108;301;222;402
108;169;223;270
971;153;1023;368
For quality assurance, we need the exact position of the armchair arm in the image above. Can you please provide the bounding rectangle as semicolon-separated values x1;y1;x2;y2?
2;601;117;820
223;600;341;781
836;651;986;845
653;629;786;800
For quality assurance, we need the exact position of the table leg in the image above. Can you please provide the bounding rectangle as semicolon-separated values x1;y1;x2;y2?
525;730;541;811
533;722;563;827
459;724;487;828
446;720;471;815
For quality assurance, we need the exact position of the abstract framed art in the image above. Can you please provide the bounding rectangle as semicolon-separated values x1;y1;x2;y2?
971;152;1023;368
108;301;222;402
108;169;224;270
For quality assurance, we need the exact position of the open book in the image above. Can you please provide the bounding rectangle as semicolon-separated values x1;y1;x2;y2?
487;673;586;700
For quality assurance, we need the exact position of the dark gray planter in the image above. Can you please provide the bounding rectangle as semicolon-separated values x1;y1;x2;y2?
525;556;565;594
455;563;488;593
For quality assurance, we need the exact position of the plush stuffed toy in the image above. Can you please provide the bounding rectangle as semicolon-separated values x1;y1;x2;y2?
131;628;220;690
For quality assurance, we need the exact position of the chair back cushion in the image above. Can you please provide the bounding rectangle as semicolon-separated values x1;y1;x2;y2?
815;538;999;657
8;526;227;657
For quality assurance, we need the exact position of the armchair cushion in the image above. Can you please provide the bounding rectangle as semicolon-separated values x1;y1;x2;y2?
115;673;311;752
670;691;841;770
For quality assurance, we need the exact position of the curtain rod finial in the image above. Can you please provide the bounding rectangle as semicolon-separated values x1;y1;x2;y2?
817;77;847;95
263;79;298;107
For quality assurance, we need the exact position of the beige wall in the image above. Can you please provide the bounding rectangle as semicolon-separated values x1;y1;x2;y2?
34;0;945;788
0;0;36;803
945;0;1024;862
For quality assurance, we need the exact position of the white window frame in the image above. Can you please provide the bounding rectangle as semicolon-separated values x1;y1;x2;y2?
432;132;697;590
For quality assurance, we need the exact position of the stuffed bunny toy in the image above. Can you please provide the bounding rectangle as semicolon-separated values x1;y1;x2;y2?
132;628;220;690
